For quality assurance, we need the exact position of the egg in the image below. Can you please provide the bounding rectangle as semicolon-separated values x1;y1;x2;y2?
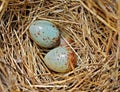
44;47;77;73
60;33;73;47
29;20;60;48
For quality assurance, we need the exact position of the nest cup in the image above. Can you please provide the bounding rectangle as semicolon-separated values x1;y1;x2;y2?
0;0;120;92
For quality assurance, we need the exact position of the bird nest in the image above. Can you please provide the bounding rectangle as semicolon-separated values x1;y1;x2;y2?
0;0;120;92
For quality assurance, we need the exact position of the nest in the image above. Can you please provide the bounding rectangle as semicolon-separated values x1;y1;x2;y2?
0;0;120;92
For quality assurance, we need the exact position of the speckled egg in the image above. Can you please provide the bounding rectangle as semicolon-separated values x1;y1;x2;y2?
29;20;60;48
44;47;77;73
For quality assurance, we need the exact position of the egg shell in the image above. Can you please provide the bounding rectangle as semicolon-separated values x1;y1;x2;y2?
44;46;77;73
60;32;73;47
60;37;73;47
29;20;60;48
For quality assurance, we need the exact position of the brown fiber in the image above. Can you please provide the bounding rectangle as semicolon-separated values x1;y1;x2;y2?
0;0;120;92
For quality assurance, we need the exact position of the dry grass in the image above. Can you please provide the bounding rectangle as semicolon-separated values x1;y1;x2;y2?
0;0;120;92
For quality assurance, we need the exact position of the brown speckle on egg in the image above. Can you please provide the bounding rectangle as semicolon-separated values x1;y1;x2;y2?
34;33;38;38
67;50;77;70
37;32;40;35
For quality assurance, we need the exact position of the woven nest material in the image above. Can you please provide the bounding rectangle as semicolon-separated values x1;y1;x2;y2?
0;0;120;92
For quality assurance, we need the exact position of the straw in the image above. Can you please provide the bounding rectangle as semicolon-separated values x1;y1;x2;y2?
0;0;119;91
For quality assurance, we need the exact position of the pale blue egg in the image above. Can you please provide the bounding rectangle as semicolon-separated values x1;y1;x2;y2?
29;20;60;48
44;47;77;72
